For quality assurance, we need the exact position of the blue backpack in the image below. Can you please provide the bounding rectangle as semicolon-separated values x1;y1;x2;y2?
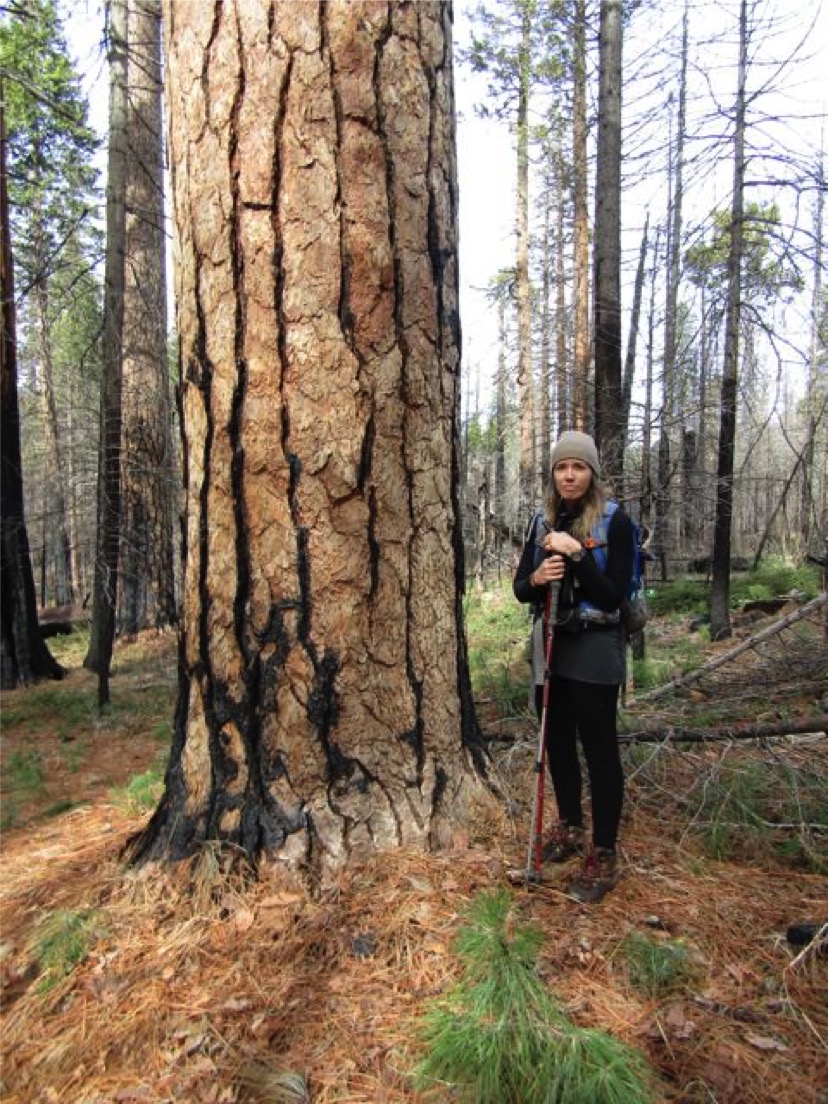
587;502;650;634
528;501;650;635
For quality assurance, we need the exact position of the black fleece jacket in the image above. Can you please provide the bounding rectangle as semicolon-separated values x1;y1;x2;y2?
513;504;635;620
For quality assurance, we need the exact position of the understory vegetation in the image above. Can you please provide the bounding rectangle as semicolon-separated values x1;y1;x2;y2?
465;564;827;879
0;567;826;1103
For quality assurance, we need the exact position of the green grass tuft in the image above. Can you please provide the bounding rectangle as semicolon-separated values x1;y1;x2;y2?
30;908;108;992
110;760;166;811
4;749;46;794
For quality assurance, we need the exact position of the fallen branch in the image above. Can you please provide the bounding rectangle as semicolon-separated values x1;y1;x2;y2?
631;593;827;703
618;714;827;744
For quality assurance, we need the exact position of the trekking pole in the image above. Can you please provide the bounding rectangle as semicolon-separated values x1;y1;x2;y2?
524;578;561;887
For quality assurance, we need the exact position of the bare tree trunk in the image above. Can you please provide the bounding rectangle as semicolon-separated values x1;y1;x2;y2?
119;0;177;636
555;150;568;435
85;0;129;702
639;227;660;531
0;87;64;688
592;0;623;484
710;0;748;641
475;477;489;590
516;1;535;517
681;427;696;541
654;429;670;581
695;282;713;553
129;0;485;884
538;171;552;479
571;0;589;429
634;594;827;703
494;289;507;516
657;8;688;568
622;212;649;467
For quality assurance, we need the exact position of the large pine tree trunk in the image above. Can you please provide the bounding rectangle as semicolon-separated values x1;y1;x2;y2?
119;0;177;635
131;0;484;885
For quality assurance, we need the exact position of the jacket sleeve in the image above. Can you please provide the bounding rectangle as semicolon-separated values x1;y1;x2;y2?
571;508;635;612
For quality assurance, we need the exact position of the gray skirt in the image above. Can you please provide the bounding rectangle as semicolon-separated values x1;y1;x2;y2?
531;614;625;688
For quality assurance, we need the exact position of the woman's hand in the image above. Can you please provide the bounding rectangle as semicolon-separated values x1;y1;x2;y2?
531;552;566;586
541;530;583;559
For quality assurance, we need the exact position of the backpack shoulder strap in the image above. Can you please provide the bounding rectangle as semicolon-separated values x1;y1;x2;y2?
586;501;617;570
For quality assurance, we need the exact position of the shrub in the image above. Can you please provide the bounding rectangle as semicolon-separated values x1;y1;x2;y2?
413;890;655;1103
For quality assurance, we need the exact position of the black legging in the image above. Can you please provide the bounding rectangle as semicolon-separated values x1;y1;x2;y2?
535;677;624;851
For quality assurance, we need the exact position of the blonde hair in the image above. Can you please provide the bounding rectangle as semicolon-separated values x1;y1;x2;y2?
544;473;607;540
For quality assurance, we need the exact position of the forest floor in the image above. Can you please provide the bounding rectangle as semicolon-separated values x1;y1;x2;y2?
0;598;826;1104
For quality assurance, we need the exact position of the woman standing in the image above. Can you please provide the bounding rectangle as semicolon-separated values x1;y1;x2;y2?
513;431;635;904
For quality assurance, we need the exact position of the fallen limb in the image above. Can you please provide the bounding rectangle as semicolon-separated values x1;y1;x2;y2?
618;714;827;744
631;593;827;703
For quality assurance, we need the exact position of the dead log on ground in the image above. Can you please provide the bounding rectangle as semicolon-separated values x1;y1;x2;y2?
619;714;827;743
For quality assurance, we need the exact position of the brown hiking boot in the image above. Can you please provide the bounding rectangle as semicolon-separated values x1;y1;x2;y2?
541;821;584;863
567;848;619;903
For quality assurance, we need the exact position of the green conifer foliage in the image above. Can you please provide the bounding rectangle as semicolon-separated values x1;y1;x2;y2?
414;889;655;1103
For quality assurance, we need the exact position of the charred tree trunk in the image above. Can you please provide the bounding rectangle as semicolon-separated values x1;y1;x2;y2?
0;88;64;689
129;0;485;885
34;273;76;607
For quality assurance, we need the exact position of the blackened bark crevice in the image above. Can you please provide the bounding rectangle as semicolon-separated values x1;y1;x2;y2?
358;418;381;600
224;37;291;858
325;13;356;352
425;4;485;773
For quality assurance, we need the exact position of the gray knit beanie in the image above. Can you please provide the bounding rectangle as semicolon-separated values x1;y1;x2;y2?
550;430;601;478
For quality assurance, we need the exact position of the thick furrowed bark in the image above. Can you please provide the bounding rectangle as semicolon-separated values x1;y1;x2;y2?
131;1;484;883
